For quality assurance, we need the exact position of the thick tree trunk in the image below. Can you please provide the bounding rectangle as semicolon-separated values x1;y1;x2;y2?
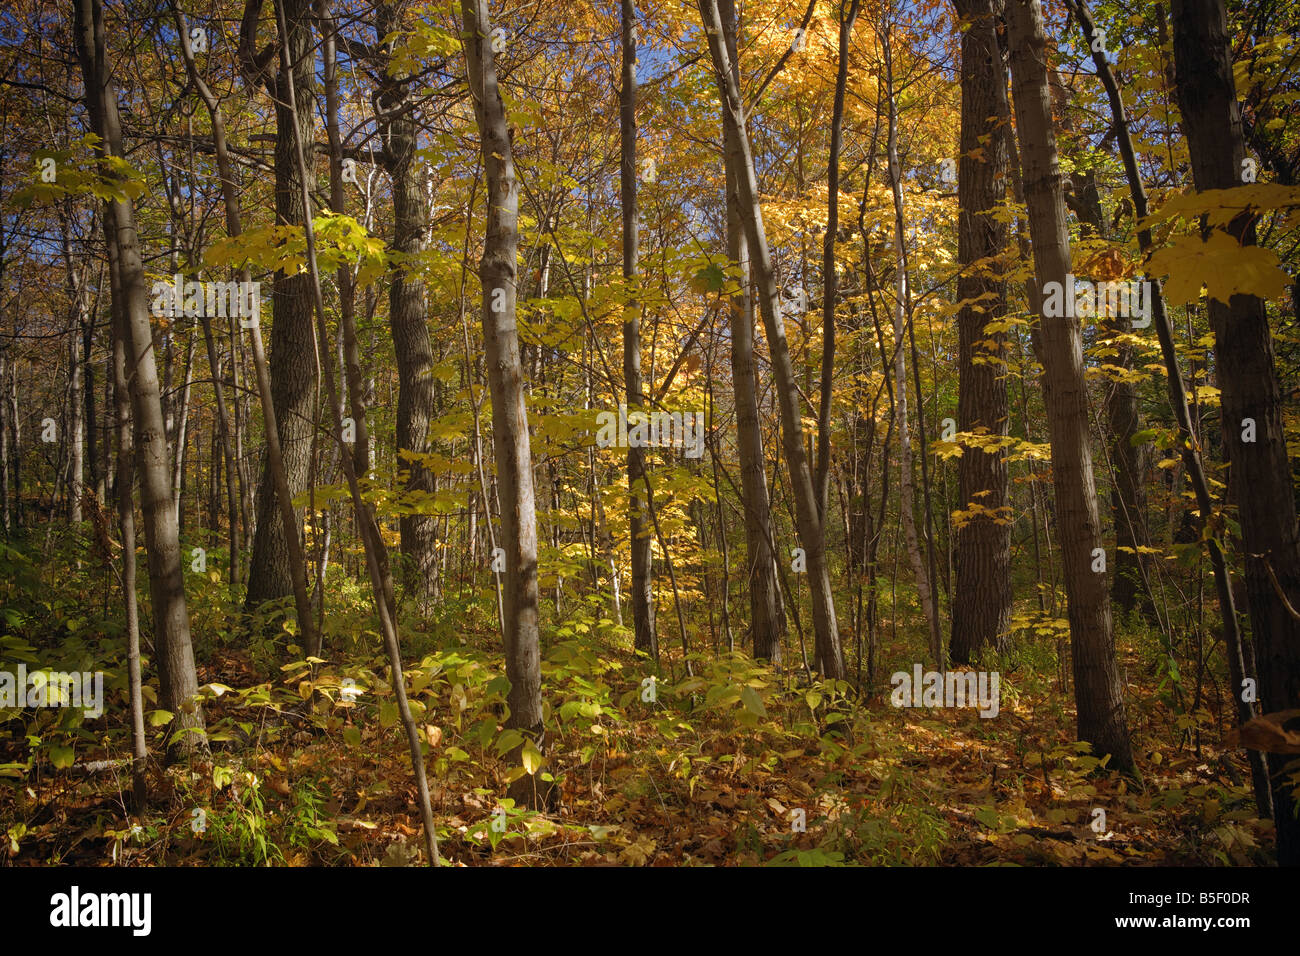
461;0;549;807
699;0;843;678
950;0;1012;664
620;0;657;662
1172;0;1300;864
373;0;438;604
1006;0;1132;771
246;0;319;609
720;0;783;664
76;0;206;754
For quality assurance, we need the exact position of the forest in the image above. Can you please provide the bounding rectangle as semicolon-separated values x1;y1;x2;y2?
0;0;1298;871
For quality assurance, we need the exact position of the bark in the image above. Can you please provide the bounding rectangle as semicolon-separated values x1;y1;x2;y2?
107;224;147;810
75;0;206;754
720;0;783;664
373;0;438;603
699;0;843;678
950;0;1012;664
85;285;100;503
245;0;320;610
171;329;195;530
1172;0;1300;863
621;0;657;662
1006;0;1133;771
321;1;371;480
461;0;550;807
816;0;861;515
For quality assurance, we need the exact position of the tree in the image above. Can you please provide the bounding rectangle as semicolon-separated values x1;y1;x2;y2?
698;0;843;678
1172;0;1300;864
620;0;656;662
375;0;439;605
1005;0;1133;771
719;0;784;664
460;0;549;807
950;0;1012;664
242;0;321;612
74;0;206;755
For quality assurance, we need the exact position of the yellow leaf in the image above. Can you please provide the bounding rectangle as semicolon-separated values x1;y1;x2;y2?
1146;230;1290;305
521;739;542;775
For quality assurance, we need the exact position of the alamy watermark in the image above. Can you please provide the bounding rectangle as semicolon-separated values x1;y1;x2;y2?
150;274;262;327
595;404;706;459
1042;274;1151;327
0;665;103;719
890;665;1000;718
50;886;151;936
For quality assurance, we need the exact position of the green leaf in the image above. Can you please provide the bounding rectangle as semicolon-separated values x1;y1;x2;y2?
343;725;362;748
49;745;74;769
521;739;543;775
741;685;767;718
148;709;174;727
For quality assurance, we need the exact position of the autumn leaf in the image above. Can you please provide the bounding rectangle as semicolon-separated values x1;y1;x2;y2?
1145;230;1290;305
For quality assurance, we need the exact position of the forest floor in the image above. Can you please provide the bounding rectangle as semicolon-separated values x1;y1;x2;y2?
0;535;1272;866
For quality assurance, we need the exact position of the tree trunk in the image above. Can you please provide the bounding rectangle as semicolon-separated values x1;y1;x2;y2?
461;0;549;807
107;220;148;810
882;30;943;668
1006;0;1132;771
720;0;783;664
950;0;1012;664
246;0;320;610
699;0;842;678
76;0;206;754
621;0;657;662
373;0;438;605
1172;0;1300;863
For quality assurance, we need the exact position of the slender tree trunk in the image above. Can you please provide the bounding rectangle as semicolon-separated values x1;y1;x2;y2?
621;0;657;662
882;32;942;667
84;286;100;504
107;229;147;810
719;0;783;664
816;0;861;514
700;0;843;677
196;306;241;590
76;0;206;754
950;0;1012;664
171;329;195;529
461;0;550;807
1172;0;1300;863
1006;0;1132;771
